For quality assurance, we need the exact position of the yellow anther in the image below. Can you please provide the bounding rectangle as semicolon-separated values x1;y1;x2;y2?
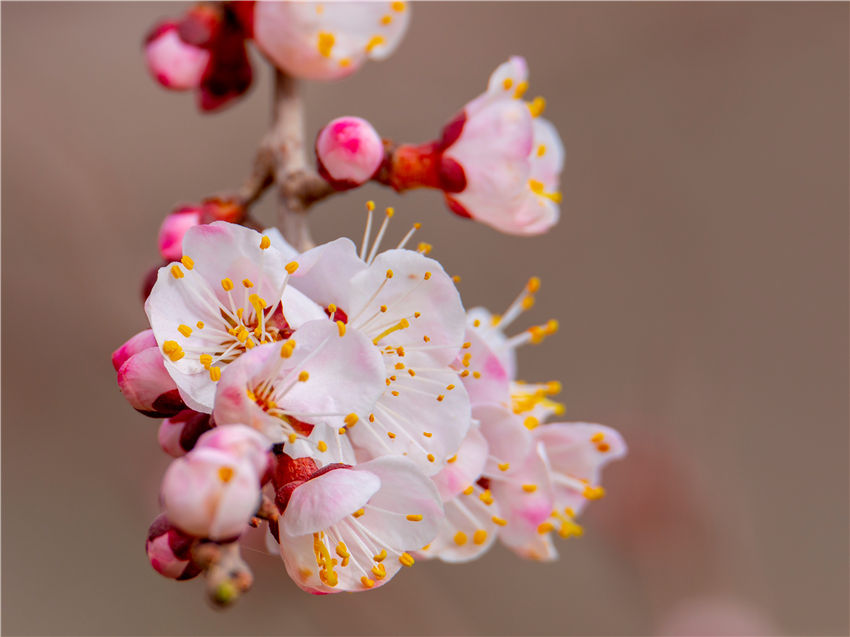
453;531;468;546
591;432;605;443
170;265;184;279
479;490;494;505
597;442;611;453
546;320;559;335
513;80;529;99
221;278;234;291
583;485;606;500
538;521;555;534
406;514;423;522
395;346;405;356
417;242;432;255
317;440;328;452
447;455;457;463
498;463;510;472
394;362;405;370
336;320;346;337
423;431;432;438
398;552;415;567
423;335;430;343
162;340;179;354
524;416;540;430
424;272;432;280
209;366;221;381
436;395;445;402
413;222;422;229
352;508;365;518
414;311;421;318
180;255;194;270
386;269;394;279
460;370;470;378
421;544;431;551
317;31;335;57
427;453;435;463
217;466;234;483
196;321;205;329
280;340;296;358
236;308;244;320
285;261;299;274
199;354;213;369
462;342;472;350
380;304;387;312
385;207;395;217
360;576;375;589
462;486;474;495
472;372;481;379
336;542;350;559
288;433;297;444
327;303;337;314
502;77;513;90
391;1;406;11
373;549;387;562
387;432;396;439
242;279;254;289
529;326;547;344
298;371;310;382
381;14;393;25
452;275;461;283
473;530;488;545
338;427;347;435
521;296;535;310
522;484;538;493
546;380;562;394
344;413;359;426
338;57;351;68
492;516;508;527
366;200;375;211
473;319;481;327
537;144;547;157
260;236;271;250
365;35;386;53
491;314;502;326
368;413;375;422
235;327;248;343
446;384;455;390
528;96;546;117
372;318;410;345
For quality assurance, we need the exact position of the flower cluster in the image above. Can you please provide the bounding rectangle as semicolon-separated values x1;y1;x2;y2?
145;1;409;111
126;1;623;605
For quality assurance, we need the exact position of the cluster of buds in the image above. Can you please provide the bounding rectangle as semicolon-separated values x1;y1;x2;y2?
145;1;409;110
126;1;623;605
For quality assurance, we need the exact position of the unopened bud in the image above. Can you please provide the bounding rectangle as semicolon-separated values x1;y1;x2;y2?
146;514;202;580
316;117;384;190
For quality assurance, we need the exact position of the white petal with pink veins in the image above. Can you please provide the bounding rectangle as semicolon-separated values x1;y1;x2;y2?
282;467;381;537
475;404;533;475
432;426;489;501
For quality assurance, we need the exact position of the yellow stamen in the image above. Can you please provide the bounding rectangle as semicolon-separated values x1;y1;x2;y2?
298;371;310;382
180;255;194;270
473;529;488;545
502;77;513;90
372;318;410;345
217;466;234;483
344;413;359;426
285;261;299;274
336;320;346;337
177;324;192;337
352;508;365;518
170;265;183;279
317;31;335;58
209;366;221;381
398;552;415;567
365;35;386;53
513;80;529;99
453;531;467;546
199;354;212;369
317;440;328;452
259;236;271;250
221;278;233;291
522;484;537;493
406;514;423;522
528;96;546;117
373;549;387;562
492;516;508;527
498;463;510;472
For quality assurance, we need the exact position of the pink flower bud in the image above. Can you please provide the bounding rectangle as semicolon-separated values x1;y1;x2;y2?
116;346;185;418
316;117;384;190
112;329;157;372
158;409;214;457
158;206;203;261
146;514;202;580
161;447;261;541
195;425;272;479
144;22;210;91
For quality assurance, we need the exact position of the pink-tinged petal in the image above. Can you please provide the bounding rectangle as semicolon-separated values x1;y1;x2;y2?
262;227;300;262
348;249;466;366
456;323;512;406
214;320;385;439
287;238;367;312
486;56;529;96
112;329;157;371
465;307;517;380
146;514;201;580
157;409;213;457
353;456;443;550
530;117;564;190
350;368;471;475
316;116;384;189
490;442;556;559
117;347;184;417
418;492;500;563
475;404;533;475
158;206;203;261
254;1;410;81
144;22;210;91
195;425;272;477
535;422;626;516
432;426;488;501
282;467;381;537
161;447;260;541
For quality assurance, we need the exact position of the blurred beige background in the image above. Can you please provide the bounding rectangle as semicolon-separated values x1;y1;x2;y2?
2;2;847;636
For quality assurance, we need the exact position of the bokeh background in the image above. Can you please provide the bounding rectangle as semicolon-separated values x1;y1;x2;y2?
2;2;847;635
